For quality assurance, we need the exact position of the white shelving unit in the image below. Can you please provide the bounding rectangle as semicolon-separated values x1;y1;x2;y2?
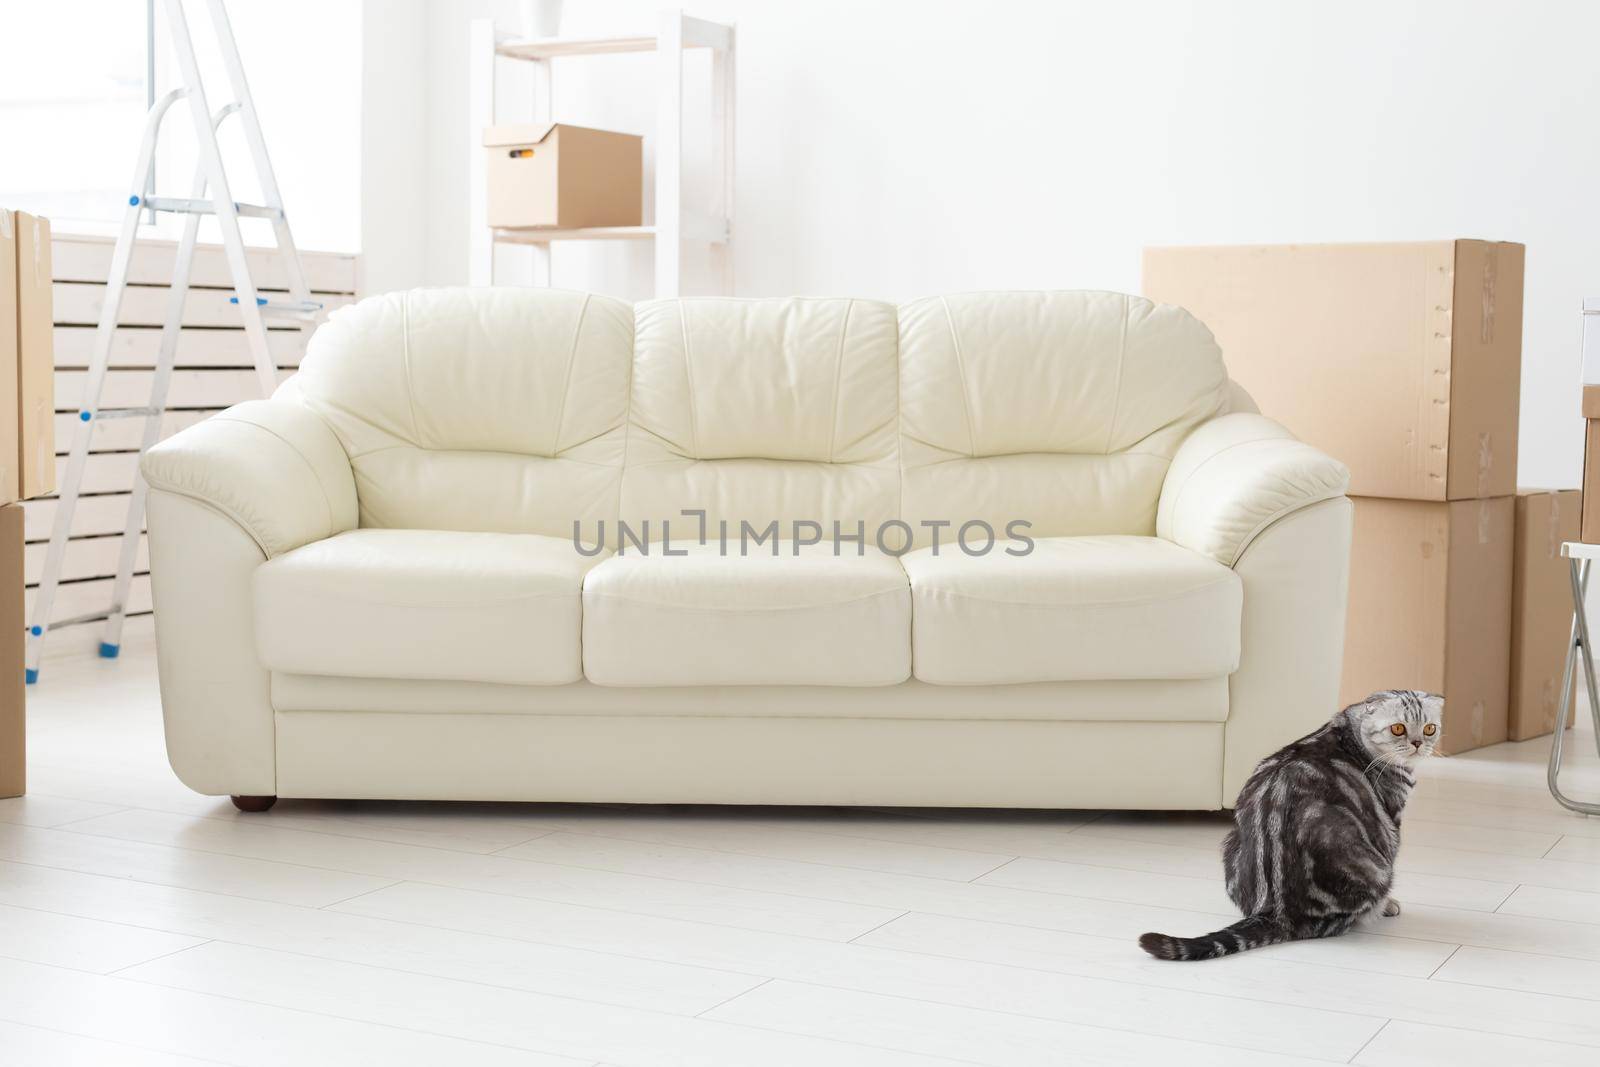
468;10;735;297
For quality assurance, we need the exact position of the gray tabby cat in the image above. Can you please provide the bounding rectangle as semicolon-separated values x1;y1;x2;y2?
1139;689;1443;961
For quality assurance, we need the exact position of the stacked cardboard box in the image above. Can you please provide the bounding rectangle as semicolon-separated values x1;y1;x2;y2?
1;208;54;797
1144;240;1527;754
1509;490;1580;740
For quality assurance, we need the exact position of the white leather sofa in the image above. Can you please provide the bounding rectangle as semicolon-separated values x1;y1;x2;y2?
141;288;1351;813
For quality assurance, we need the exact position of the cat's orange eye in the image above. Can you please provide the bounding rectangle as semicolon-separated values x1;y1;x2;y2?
1422;723;1437;736
1389;723;1407;736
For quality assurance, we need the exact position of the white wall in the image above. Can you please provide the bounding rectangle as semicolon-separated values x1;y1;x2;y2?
360;0;430;293
152;0;363;253
368;0;1600;490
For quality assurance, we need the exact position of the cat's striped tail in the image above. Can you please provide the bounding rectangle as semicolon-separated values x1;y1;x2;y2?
1138;915;1289;961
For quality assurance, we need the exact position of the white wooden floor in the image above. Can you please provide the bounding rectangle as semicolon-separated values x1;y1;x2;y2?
3;625;1600;1066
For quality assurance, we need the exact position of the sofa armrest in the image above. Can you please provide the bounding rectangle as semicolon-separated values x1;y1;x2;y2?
1157;413;1350;567
141;399;357;558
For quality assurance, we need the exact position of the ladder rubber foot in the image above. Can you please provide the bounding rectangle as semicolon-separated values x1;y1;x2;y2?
98;642;120;659
24;668;37;685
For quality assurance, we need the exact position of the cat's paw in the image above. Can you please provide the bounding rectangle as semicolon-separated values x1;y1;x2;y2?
1381;897;1401;917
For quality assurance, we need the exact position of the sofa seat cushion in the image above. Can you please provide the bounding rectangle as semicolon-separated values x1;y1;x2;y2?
582;543;910;686
255;529;604;686
903;535;1242;685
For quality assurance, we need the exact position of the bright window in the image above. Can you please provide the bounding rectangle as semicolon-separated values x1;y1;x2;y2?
0;1;150;229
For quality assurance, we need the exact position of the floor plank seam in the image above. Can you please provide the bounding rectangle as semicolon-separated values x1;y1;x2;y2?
1422;943;1462;979
965;857;1021;883
691;976;772;1018
318;880;407;910
1345;1018;1389;1063
105;938;215;976
844;910;910;944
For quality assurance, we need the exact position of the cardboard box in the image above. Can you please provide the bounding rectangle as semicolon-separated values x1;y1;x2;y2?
1340;496;1513;755
0;503;22;797
483;124;642;230
14;211;53;499
0;211;18;505
1509;489;1580;740
1144;240;1524;501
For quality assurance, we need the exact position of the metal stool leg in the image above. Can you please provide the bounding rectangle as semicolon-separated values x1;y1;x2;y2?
1549;557;1600;815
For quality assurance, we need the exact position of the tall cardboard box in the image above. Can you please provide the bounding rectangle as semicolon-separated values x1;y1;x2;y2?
482;124;643;230
1340;496;1513;755
1509;489;1580;740
0;211;19;504
14;211;53;499
1144;240;1523;502
0;504;23;797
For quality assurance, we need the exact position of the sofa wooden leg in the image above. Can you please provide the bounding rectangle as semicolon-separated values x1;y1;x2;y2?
231;795;277;813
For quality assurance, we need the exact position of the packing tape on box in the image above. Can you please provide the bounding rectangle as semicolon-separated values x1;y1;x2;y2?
0;210;10;239
1478;497;1492;545
1548;493;1563;560
1481;244;1498;344
1477;432;1493;498
1471;700;1485;744
30;217;43;284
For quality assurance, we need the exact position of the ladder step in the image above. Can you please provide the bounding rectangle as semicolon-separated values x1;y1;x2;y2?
137;195;284;221
89;406;162;420
43;609;119;630
228;296;323;321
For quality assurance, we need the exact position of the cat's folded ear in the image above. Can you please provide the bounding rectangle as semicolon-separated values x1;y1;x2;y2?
1417;691;1444;716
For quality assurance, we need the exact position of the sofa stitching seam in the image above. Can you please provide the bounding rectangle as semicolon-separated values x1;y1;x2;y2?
550;294;591;457
210;415;338;551
1225;488;1348;568
268;588;585;609
939;296;979;459
1104;294;1130;454
679;303;702;460
910;576;1239;609
1168;432;1286;552
582;586;908;613
827;300;853;463
149;487;272;560
616;307;638;549
400;290;423;447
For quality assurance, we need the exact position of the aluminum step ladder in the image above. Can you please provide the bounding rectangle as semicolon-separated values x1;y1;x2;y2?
24;0;320;683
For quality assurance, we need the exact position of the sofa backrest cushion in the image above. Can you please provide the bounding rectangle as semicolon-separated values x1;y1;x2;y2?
288;288;1226;547
898;290;1227;544
620;297;900;543
287;287;634;537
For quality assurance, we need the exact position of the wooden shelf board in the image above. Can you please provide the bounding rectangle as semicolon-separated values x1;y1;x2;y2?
491;218;728;245
497;34;660;61
491;225;655;244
